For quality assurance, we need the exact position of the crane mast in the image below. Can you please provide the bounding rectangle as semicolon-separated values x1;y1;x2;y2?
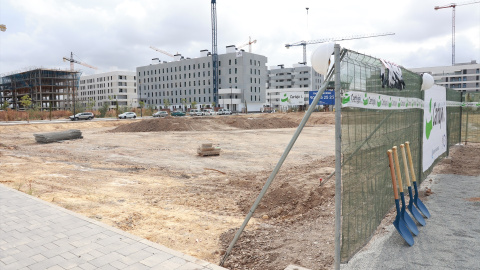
434;0;480;65
238;36;257;53
62;52;98;71
286;32;395;65
211;0;218;105
62;52;97;116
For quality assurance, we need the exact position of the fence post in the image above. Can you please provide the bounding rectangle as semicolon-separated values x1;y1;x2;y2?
334;43;342;270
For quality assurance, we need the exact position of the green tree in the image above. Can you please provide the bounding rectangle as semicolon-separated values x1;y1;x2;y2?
20;95;32;122
1;101;9;110
212;101;216;109
163;98;171;109
99;101;110;118
181;98;187;111
139;101;145;117
86;98;95;111
191;101;197;109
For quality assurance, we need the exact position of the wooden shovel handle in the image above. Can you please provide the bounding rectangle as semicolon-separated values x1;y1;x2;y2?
392;146;404;193
387;150;399;200
400;144;412;187
405;142;417;183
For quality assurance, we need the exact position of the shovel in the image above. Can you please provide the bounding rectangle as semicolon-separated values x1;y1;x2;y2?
387;150;414;246
392;146;419;236
400;144;426;226
405;142;431;218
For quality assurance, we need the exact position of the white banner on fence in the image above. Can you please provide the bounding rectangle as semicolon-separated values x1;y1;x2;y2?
280;92;305;106
341;91;423;110
422;85;447;172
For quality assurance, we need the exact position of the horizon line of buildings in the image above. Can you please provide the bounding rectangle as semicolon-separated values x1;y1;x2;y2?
1;46;479;112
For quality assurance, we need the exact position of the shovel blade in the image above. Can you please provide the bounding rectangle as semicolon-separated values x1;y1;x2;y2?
407;187;426;226
413;182;431;218
394;200;414;246
400;192;419;236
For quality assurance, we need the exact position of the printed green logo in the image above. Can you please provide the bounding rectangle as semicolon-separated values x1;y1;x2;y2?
363;93;368;106
377;96;381;107
281;93;288;102
425;98;433;139
342;94;350;104
388;97;392;108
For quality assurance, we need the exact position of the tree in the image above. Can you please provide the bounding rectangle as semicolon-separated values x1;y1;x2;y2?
1;101;9;111
191;101;197;109
181;98;187;111
212;101;216;109
163;98;170;109
20;95;32;123
86;98;95;111
139;101;145;117
99;101;110;118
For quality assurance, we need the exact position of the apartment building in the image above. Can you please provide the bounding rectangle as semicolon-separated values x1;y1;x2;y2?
136;46;268;113
410;60;480;92
266;63;323;109
78;71;137;110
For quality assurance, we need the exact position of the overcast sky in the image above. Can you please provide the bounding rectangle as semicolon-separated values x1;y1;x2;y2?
1;0;479;76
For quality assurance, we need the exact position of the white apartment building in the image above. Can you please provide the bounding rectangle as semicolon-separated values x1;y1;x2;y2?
410;60;480;92
266;64;323;109
78;71;137;110
136;45;268;113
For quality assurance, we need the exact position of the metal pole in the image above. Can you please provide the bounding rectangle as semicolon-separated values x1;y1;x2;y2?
334;43;342;270
220;60;336;267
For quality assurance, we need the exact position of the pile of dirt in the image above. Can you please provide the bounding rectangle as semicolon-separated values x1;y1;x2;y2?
109;112;335;133
432;143;480;176
219;156;336;270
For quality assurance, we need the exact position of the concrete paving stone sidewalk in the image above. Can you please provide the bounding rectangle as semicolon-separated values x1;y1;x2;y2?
0;184;228;270
341;174;480;270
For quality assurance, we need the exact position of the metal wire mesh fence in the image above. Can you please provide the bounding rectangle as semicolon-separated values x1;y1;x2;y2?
339;49;462;262
462;92;480;143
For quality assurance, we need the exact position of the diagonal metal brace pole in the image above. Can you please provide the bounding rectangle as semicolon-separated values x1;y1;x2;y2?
220;50;344;266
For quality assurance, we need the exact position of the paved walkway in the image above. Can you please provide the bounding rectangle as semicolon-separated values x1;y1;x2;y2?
341;174;480;270
0;184;227;270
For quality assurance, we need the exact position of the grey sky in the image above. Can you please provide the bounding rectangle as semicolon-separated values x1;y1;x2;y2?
1;0;479;76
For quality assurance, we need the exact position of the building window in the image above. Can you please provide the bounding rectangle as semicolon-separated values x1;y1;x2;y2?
229;59;231;65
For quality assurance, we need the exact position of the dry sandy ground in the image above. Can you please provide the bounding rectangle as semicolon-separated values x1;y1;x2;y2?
0;112;337;270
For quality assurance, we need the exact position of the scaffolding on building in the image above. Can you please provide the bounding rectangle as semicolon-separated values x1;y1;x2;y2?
0;68;81;111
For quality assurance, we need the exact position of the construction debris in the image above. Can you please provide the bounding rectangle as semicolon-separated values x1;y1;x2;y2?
34;129;83;143
197;143;221;156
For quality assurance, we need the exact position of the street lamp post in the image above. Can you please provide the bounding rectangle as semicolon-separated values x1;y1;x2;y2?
230;86;232;112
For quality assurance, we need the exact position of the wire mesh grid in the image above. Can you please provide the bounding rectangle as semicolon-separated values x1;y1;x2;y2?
339;49;462;262
461;92;480;143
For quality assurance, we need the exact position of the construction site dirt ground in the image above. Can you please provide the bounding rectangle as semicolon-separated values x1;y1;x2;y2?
0;112;337;270
2;112;479;270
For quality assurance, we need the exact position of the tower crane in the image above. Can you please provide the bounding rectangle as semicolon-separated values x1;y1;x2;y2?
62;52;97;116
434;0;480;65
285;32;395;65
211;0;218;105
238;36;257;53
62;52;98;71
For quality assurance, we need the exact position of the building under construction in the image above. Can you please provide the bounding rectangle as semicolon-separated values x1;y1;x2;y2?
0;68;81;111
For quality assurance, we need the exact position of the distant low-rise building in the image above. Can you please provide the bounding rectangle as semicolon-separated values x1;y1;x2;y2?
78;71;137;110
136;46;267;113
266;64;323;110
410;60;480;92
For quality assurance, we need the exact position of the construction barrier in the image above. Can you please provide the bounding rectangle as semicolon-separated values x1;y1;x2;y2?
339;49;462;262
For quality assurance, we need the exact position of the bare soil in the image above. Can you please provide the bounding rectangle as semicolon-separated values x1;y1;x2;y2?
2;112;476;270
0;112;337;270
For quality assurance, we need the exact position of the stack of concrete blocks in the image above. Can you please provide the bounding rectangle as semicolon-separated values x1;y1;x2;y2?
197;143;221;156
